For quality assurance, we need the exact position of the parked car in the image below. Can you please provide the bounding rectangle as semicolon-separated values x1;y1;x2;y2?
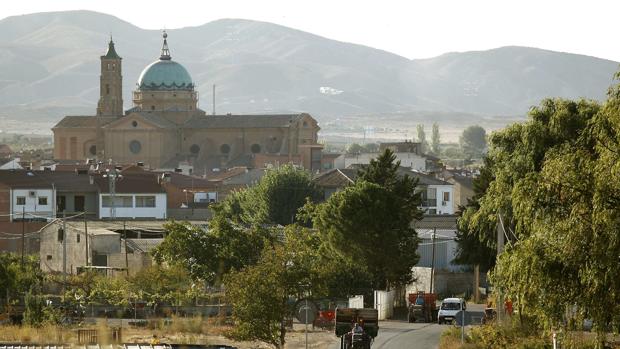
437;298;466;324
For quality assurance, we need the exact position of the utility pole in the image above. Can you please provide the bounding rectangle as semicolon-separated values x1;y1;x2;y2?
84;212;89;266
124;220;129;276
21;206;25;269
429;228;436;294
212;84;216;115
496;214;505;321
62;211;67;297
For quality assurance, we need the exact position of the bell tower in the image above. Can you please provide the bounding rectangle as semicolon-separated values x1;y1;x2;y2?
96;37;123;116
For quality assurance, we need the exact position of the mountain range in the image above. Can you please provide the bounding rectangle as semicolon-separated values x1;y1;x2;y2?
0;10;618;126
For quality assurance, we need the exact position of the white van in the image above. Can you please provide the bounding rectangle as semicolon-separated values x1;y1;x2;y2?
438;298;466;324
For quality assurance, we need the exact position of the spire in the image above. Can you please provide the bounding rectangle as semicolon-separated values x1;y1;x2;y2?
103;36;121;59
160;30;171;60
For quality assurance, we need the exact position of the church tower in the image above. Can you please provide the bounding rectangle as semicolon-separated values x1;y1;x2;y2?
96;38;123;116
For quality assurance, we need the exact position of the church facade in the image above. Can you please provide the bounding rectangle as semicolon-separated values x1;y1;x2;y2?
53;33;323;173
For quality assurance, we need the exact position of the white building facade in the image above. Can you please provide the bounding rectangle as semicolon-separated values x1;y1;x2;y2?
98;193;167;219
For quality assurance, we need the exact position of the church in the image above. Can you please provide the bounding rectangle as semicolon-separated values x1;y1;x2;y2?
52;32;323;173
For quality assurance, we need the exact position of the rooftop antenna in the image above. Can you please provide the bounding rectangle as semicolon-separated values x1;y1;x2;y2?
212;84;216;115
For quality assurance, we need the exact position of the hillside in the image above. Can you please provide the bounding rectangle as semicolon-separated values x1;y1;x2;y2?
0;10;618;126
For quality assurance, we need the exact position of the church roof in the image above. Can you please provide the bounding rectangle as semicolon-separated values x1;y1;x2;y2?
186;114;304;129
52;116;117;129
137;31;193;91
102;38;121;59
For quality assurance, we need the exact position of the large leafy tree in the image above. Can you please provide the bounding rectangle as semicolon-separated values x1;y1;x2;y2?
153;165;320;284
459;125;487;158
454;156;497;271
309;149;423;289
458;94;620;344
224;226;326;349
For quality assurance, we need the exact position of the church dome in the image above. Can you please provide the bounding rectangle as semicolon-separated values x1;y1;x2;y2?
136;31;194;91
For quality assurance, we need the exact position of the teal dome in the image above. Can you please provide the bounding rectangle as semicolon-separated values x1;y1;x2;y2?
137;59;194;91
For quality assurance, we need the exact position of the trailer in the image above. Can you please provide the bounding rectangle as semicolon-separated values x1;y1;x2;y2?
408;291;437;323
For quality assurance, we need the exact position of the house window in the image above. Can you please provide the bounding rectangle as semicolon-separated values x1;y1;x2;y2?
38;197;48;205
427;208;437;215
190;144;200;154
102;195;133;208
135;196;156;208
89;145;97;155
106;84;110;95
76;234;81;243
220;144;231;154
251;144;261;154
443;192;450;202
46;255;52;261
16;196;26;205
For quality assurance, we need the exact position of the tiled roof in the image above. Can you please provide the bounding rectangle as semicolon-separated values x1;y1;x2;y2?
95;172;165;194
185;114;304;128
222;169;266;186
52;116;117;128
313;168;356;188
0;170;98;192
157;171;217;189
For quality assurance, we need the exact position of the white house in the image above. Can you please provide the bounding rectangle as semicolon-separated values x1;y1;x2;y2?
340;152;428;171
95;171;167;219
98;193;167;219
11;187;55;221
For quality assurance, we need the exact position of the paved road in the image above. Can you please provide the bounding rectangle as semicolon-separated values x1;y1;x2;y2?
329;321;446;349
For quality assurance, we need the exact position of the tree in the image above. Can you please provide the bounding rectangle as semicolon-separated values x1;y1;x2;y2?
346;143;364;154
248;164;322;226
310;149;423;289
431;123;440;155
224;226;323;349
0;253;42;303
153;165;320;284
459;125;487;157
459;96;620;343
454;157;497;271
416;124;429;153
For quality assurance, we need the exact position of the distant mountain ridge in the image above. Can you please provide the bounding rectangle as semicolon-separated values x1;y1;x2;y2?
0;10;618;123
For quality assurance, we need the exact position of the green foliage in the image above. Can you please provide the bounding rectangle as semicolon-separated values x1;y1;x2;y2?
153;165;320;284
248;164;322;226
309;149;423;289
224;226;323;349
417;124;429;153
127;265;198;307
457;90;620;346
455;157;497;271
0;253;42;303
23;289;46;327
460;125;487;158
346;143;379;154
431;122;441;154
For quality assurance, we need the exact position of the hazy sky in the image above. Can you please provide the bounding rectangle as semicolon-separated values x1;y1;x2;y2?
4;0;620;61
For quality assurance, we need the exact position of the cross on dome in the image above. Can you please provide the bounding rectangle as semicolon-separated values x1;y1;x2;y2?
160;30;171;60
